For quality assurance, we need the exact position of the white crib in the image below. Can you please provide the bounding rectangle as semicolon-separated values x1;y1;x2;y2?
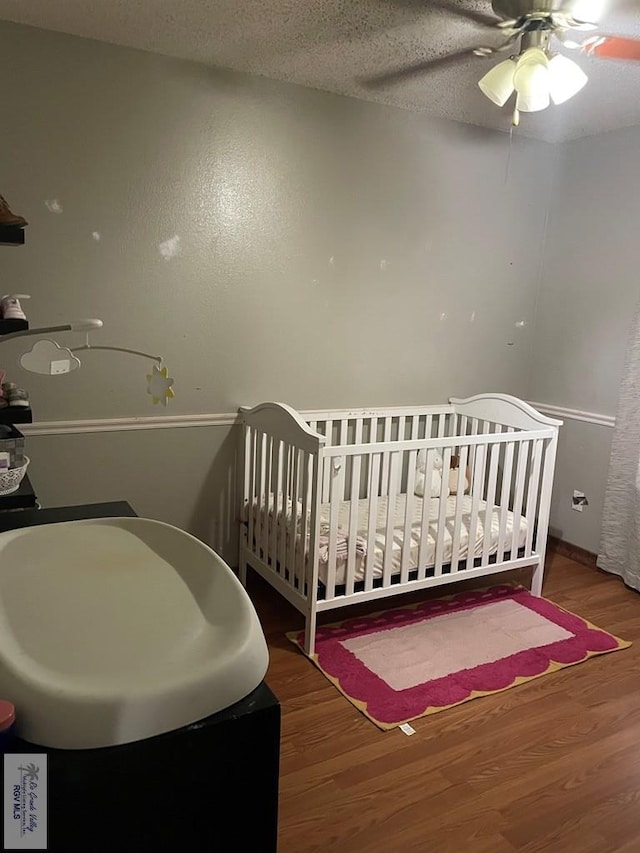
239;394;562;655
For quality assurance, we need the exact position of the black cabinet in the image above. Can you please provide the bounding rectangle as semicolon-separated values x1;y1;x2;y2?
2;501;281;852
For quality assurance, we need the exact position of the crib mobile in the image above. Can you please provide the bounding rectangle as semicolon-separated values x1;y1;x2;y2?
3;318;175;406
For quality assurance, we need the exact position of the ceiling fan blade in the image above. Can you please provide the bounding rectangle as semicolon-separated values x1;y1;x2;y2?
584;35;640;61
362;28;521;89
384;0;504;29
362;48;482;88
426;0;504;29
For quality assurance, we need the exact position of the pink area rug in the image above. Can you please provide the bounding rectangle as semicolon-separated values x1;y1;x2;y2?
288;585;630;730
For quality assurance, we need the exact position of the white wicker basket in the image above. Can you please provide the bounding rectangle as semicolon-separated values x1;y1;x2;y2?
0;457;29;496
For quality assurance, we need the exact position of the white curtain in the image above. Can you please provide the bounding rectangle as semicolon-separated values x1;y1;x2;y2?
598;302;640;590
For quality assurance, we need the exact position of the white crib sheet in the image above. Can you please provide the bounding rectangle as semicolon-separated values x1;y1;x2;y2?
316;495;528;586
250;494;529;587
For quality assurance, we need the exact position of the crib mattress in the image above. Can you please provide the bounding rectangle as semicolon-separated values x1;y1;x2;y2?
249;494;529;587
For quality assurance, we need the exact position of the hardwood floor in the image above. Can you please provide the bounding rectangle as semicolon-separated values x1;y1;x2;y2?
247;549;640;852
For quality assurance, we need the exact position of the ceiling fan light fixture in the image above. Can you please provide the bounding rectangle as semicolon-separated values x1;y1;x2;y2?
516;47;549;69
478;58;517;106
516;88;550;112
548;54;589;104
513;60;550;112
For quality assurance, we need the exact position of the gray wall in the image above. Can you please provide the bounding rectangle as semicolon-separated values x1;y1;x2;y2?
530;126;640;553
0;21;557;558
25;426;239;558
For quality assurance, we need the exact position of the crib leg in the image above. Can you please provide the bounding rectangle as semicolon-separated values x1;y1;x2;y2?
239;553;248;587
532;560;544;596
304;609;317;657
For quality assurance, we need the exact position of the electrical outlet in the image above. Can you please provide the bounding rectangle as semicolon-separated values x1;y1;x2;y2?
572;490;589;512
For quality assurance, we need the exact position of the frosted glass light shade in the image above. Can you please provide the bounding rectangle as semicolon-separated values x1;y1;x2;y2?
514;62;550;112
571;0;605;24
516;88;550;112
517;48;549;69
548;54;589;104
478;58;517;106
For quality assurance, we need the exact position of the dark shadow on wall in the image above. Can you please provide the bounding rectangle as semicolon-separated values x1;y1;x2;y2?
189;425;240;567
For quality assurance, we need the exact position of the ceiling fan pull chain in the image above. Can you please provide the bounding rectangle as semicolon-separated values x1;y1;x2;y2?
505;124;515;184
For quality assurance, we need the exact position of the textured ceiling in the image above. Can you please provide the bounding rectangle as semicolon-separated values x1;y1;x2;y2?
0;0;638;142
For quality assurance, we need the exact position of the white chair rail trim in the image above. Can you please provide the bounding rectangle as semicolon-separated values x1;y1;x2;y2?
528;403;615;429
19;402;614;437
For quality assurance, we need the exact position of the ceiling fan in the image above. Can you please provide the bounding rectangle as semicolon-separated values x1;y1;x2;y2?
368;1;640;125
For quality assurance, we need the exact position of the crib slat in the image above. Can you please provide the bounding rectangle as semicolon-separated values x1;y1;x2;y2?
247;427;257;558
364;453;381;591
410;416;419;440
467;417;479;484
278;442;291;578
287;447;300;586
326;454;344;599
465;443;486;571
401;449;418;584
307;450;322;615
380;417;392;494
481;437;501;565
254;430;264;557
511;440;530;558
449;443;469;573
417;449;436;579
242;423;251;522
383;451;400;586
398;415;406;442
297;451;311;594
524;439;544;557
434;446;452;576
321;420;333;502
468;422;491;568
337;418;347;510
478;420;491;485
425;414;433;440
270;439;282;571
346;420;364;597
437;413;446;439
262;434;273;562
497;430;515;560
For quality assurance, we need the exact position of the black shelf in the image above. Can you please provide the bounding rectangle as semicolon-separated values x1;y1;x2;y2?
0;225;25;246
0;407;32;425
0;317;28;335
0;473;36;511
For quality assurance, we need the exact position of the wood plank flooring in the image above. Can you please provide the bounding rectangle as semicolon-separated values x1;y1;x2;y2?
248;549;640;852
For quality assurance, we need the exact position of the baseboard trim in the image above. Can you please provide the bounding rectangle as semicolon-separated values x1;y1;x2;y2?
548;535;598;569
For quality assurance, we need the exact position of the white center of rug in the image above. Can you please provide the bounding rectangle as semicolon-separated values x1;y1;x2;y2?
341;599;573;691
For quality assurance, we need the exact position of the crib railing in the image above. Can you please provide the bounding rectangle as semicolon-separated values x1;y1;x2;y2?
318;427;556;601
240;399;559;612
240;397;561;655
305;405;456;501
242;425;321;606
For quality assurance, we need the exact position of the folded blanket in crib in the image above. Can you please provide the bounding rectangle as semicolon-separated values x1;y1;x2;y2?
318;524;367;564
250;497;367;564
